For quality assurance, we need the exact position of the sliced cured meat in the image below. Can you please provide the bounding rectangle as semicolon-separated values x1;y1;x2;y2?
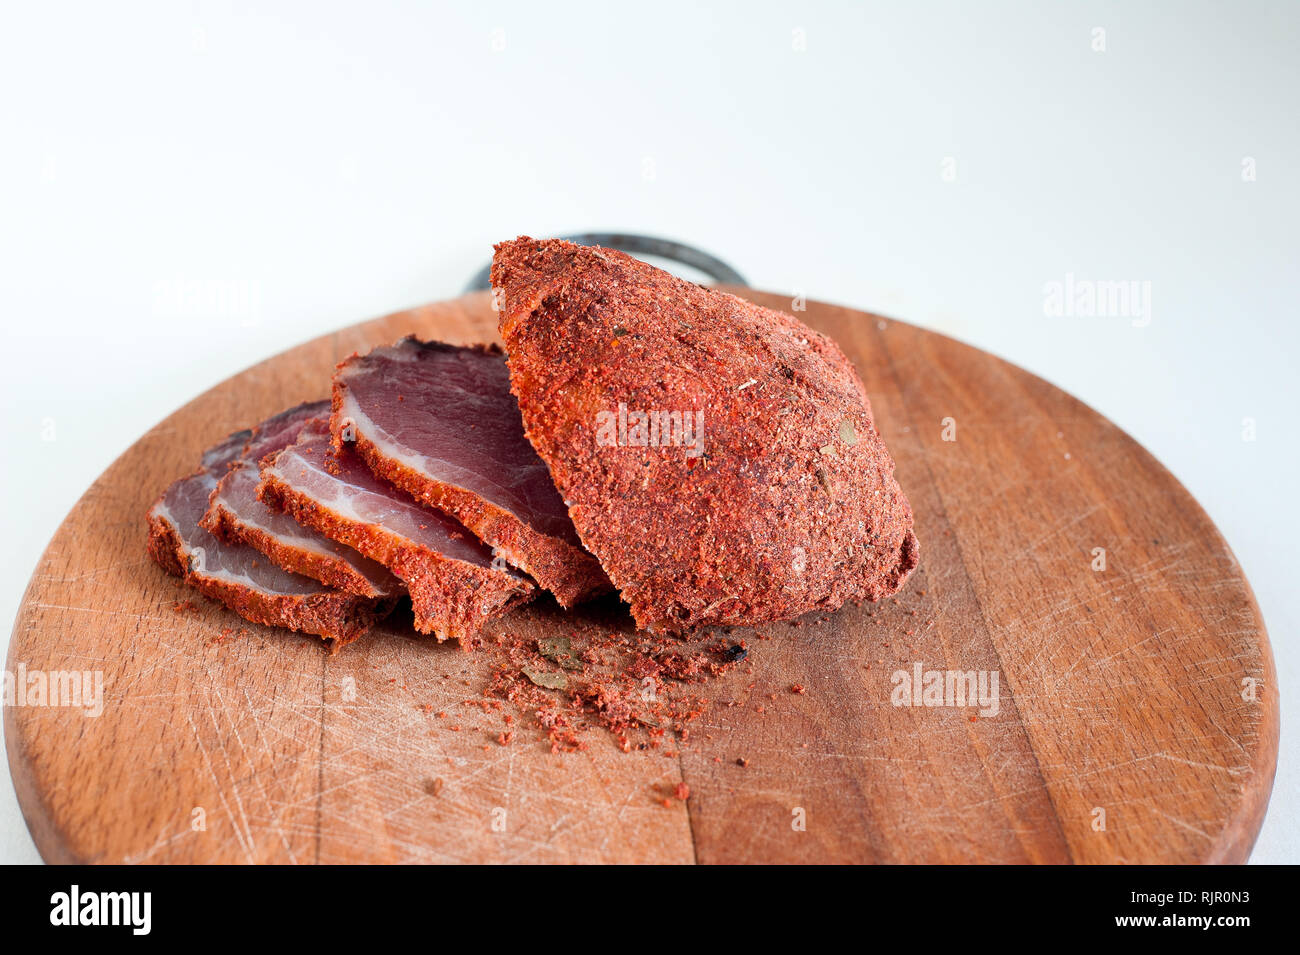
201;401;401;598
197;401;322;474
331;338;611;608
242;400;332;463
199;427;253;473
147;448;394;652
491;236;918;632
258;423;535;644
204;463;401;598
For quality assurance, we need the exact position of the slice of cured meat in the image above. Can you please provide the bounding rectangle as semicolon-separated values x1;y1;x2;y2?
201;401;401;598
258;422;535;644
331;338;611;607
490;236;919;632
146;428;394;651
204;463;401;598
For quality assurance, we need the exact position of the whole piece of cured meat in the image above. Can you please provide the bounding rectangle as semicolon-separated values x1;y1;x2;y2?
331;339;610;607
201;401;401;598
490;236;919;632
146;421;395;651
258;422;535;644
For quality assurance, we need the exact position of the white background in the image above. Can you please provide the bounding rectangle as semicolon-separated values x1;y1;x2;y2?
1;1;1295;864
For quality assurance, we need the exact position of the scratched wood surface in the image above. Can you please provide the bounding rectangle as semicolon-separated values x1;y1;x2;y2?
5;291;1278;864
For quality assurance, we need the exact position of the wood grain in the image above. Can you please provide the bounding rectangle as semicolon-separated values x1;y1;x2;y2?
4;291;1277;863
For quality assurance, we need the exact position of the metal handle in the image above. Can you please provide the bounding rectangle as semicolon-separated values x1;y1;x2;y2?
464;232;747;293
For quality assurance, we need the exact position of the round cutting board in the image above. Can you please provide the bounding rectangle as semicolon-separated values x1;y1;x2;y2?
4;291;1277;864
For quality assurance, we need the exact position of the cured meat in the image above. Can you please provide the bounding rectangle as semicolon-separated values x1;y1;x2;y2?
331;339;610;607
258;423;535;644
201;401;401;598
146;425;394;652
204;463;401;598
490;236;919;632
242;400;330;463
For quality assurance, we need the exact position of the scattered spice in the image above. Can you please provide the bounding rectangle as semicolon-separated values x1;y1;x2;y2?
538;635;583;670
522;667;568;690
477;614;750;754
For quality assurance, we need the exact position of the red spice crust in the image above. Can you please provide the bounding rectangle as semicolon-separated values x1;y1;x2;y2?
146;508;386;653
257;465;535;645
329;383;610;608
145;511;187;579
200;469;391;598
491;236;919;632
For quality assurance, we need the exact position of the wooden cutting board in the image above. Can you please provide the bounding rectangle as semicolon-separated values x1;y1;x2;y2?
5;291;1277;864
